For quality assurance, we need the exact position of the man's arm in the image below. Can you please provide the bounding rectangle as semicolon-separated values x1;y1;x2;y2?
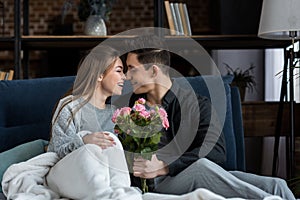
159;95;226;176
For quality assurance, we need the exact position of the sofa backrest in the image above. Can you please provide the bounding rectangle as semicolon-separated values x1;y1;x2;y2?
175;75;245;171
0;76;75;152
0;75;245;171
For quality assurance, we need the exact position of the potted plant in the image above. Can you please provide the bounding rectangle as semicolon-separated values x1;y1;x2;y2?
224;63;256;101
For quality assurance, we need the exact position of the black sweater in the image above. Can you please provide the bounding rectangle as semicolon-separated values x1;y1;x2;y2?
128;80;226;177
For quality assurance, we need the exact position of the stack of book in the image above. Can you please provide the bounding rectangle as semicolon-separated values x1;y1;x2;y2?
164;1;192;36
0;69;14;80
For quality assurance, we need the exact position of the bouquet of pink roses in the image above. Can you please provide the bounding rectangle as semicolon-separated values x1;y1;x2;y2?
112;98;169;193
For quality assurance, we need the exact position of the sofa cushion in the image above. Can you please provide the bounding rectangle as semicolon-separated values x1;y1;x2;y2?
0;139;48;192
0;123;49;153
0;76;75;152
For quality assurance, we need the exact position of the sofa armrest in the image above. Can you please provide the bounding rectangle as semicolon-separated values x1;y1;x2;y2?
231;86;246;171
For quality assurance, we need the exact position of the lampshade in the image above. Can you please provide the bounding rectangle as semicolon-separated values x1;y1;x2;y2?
258;0;300;40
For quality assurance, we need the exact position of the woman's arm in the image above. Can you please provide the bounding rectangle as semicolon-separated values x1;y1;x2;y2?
48;104;88;158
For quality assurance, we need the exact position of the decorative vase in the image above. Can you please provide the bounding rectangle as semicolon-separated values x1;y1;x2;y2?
84;15;107;36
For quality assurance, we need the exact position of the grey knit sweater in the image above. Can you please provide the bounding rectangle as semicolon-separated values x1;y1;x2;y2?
47;95;116;158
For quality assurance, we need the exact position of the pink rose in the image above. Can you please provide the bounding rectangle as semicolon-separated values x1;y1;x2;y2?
162;117;169;129
112;109;121;123
120;107;131;116
136;98;146;105
158;108;168;119
133;104;146;112
158;108;169;129
139;110;151;119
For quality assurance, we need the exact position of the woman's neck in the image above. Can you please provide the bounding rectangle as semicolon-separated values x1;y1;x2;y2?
89;90;108;109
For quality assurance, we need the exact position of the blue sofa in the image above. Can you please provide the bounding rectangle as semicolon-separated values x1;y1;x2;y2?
0;75;245;196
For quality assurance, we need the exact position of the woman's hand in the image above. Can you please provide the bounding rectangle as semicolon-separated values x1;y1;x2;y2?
83;132;116;149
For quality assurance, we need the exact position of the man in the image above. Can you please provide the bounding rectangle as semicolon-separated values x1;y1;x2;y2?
121;34;295;199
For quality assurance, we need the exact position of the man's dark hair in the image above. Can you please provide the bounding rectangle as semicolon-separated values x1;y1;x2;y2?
126;35;171;75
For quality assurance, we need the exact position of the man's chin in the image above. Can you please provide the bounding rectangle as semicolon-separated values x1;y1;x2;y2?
133;87;145;94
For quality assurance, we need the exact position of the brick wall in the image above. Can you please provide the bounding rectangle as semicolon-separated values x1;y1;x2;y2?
0;0;212;78
1;0;212;36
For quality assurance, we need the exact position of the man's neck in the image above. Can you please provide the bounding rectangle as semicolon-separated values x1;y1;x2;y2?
146;77;172;105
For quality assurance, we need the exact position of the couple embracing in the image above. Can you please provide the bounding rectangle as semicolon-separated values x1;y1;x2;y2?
47;34;295;200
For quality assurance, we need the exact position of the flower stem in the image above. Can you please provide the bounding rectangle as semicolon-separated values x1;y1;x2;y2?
141;178;148;193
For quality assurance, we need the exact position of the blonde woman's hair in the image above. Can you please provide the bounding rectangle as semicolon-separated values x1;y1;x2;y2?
73;44;119;99
51;44;120;136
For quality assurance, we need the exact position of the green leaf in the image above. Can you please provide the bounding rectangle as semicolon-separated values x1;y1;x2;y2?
140;147;153;160
150;132;162;144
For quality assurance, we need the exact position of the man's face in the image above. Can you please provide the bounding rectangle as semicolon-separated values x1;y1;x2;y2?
126;53;154;94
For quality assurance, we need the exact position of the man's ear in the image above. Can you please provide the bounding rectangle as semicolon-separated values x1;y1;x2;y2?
152;65;159;77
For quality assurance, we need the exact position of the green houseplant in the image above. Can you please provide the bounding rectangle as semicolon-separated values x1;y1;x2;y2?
225;63;256;101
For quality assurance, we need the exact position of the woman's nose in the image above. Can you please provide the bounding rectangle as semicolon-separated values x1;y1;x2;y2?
125;72;131;81
122;73;126;80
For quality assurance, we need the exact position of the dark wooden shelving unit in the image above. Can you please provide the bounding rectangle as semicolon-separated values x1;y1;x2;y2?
20;35;290;50
3;0;291;78
0;37;14;50
242;102;300;137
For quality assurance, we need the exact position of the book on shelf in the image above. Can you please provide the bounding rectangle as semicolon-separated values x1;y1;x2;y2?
178;3;188;36
183;3;192;36
164;1;176;35
0;70;14;81
173;3;184;35
165;1;192;36
0;71;5;80
7;70;14;80
169;2;179;35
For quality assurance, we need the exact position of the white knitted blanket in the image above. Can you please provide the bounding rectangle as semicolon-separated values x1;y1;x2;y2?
2;144;283;200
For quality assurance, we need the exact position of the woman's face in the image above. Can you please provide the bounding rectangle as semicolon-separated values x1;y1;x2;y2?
101;57;126;96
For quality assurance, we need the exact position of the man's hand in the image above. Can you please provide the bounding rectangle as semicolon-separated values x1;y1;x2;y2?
83;132;116;149
133;154;169;179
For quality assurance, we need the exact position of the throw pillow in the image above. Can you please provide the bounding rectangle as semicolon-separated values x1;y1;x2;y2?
0;139;48;192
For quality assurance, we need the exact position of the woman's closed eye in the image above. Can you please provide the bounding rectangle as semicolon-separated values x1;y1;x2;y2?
116;66;123;72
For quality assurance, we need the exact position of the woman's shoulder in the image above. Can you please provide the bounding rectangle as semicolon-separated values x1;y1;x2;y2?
58;95;73;105
53;95;82;118
58;95;83;109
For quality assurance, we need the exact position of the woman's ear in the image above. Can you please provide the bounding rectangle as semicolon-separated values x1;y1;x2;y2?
97;74;104;82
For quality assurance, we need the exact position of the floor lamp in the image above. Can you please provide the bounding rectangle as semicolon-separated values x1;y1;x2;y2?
258;0;300;179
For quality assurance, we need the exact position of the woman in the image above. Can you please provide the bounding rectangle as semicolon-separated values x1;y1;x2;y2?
46;44;143;199
47;44;125;158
